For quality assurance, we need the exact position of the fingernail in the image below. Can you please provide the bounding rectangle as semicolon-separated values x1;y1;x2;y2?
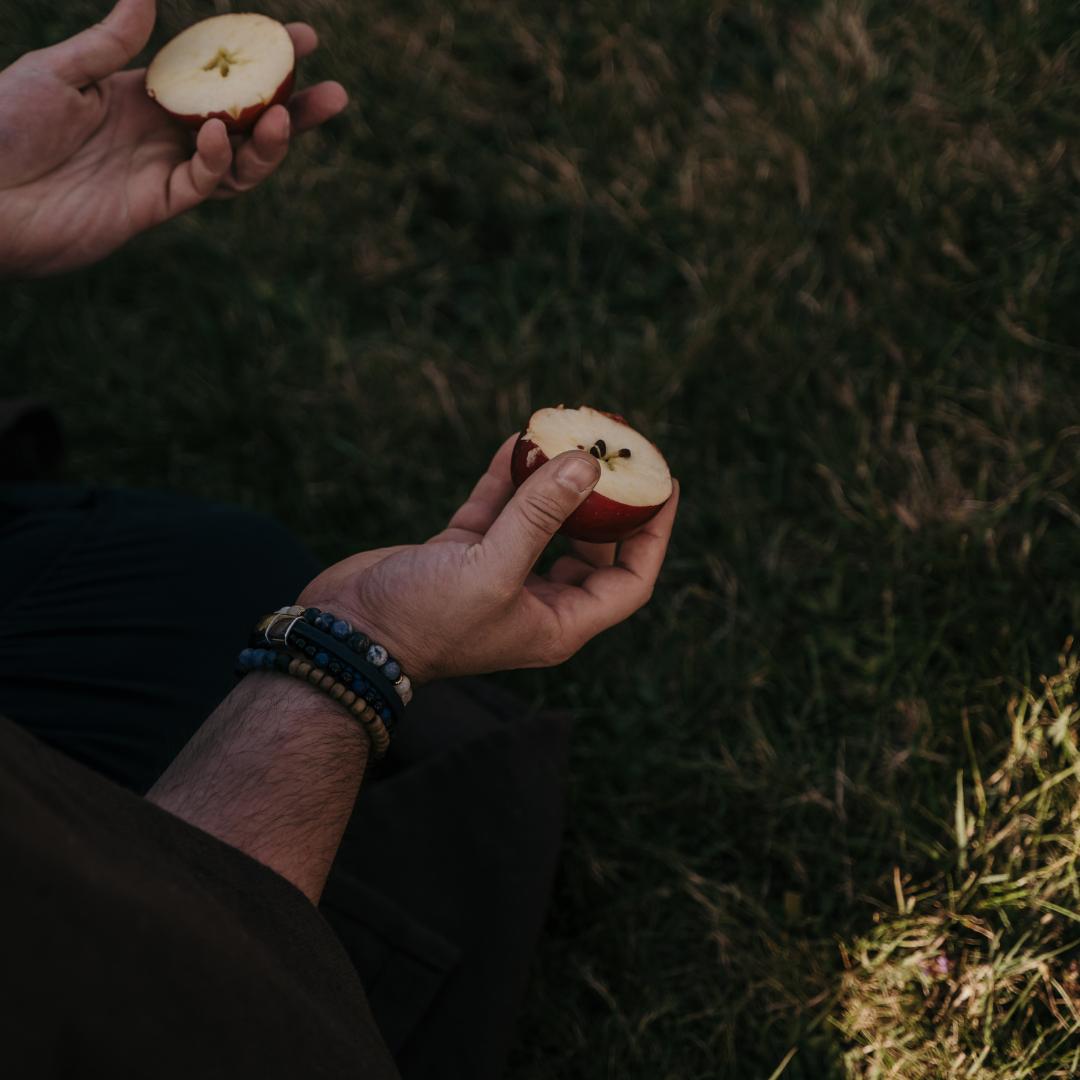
558;456;601;494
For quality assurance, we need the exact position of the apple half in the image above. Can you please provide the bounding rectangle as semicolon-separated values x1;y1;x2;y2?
511;406;673;543
145;14;295;134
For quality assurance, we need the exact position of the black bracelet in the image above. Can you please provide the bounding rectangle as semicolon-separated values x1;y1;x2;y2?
237;606;410;727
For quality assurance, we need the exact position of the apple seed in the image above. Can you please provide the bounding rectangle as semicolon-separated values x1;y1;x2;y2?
203;47;241;77
587;438;633;469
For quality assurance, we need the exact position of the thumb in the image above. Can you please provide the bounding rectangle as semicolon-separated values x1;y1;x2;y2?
480;451;601;586
46;0;156;87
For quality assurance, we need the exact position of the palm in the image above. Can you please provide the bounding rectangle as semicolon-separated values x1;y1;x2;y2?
4;71;192;273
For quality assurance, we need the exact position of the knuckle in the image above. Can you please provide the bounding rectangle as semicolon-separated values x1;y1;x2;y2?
552;642;578;665
518;491;568;533
541;635;576;667
482;575;517;608
464;554;516;607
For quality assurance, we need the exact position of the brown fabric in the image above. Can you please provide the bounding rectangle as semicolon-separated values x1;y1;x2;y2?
0;714;400;1080
322;678;574;1079
0;398;63;480
0;482;575;1079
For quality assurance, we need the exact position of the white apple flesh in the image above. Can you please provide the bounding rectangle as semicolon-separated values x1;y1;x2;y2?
145;14;295;134
510;406;673;543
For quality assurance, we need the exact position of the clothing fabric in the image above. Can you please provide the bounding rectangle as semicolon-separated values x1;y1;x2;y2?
0;397;63;481
0;713;400;1080
0;482;322;795
0;482;572;1079
323;678;572;1079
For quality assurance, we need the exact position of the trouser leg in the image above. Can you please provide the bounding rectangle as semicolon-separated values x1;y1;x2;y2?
0;483;320;794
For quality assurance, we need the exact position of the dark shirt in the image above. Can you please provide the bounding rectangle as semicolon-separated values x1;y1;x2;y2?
0;715;399;1079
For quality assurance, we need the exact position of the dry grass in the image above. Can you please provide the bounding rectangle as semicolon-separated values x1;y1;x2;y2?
4;0;1080;1076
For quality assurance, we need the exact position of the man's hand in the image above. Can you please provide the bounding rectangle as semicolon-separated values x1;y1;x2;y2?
148;436;677;903
300;435;680;685
0;0;347;279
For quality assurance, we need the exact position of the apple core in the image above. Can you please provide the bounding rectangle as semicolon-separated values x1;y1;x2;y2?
145;14;296;133
510;405;673;543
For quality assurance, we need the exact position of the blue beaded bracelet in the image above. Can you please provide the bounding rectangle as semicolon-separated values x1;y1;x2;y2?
242;606;411;727
234;606;413;757
235;643;392;755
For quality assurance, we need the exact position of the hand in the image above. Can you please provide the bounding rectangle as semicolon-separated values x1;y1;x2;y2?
150;436;676;902
298;435;680;685
0;0;347;279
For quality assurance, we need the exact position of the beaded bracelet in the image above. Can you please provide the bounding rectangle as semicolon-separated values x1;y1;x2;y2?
235;605;413;757
237;644;391;756
250;606;411;719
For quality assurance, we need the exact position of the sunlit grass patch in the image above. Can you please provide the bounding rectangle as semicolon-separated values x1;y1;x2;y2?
841;647;1080;1077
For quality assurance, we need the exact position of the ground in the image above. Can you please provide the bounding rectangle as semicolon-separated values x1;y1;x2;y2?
4;1;1080;1076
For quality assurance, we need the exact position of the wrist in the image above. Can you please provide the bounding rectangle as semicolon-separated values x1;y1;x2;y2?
242;606;413;747
295;585;436;688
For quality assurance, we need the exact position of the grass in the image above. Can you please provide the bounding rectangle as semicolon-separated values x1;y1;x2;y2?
4;0;1080;1075
838;649;1080;1077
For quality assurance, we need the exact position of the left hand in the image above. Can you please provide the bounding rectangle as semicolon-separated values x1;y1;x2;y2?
0;0;348;279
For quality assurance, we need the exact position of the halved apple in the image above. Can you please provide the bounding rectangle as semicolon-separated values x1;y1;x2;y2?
145;14;295;134
511;406;673;543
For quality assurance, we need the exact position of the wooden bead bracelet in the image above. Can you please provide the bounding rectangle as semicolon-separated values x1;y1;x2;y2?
285;652;390;756
236;644;391;756
236;605;414;757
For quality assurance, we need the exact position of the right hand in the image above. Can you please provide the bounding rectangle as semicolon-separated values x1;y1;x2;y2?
298;434;680;685
0;0;347;279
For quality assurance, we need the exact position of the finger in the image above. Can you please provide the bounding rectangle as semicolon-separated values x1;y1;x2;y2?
545;555;599;587
527;481;680;635
568;538;616;568
607;479;679;583
47;0;155;87
480;450;601;587
434;433;520;542
165;119;232;214
575;481;680;616
537;538;615;586
285;23;320;61
286;81;349;133
225;104;290;191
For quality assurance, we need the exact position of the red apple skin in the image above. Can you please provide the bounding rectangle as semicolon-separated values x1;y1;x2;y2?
510;426;670;544
148;68;295;134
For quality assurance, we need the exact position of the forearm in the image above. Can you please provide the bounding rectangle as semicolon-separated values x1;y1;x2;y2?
145;672;370;905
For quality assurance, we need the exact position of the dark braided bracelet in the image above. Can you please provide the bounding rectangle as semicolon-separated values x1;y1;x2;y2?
235;606;412;756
